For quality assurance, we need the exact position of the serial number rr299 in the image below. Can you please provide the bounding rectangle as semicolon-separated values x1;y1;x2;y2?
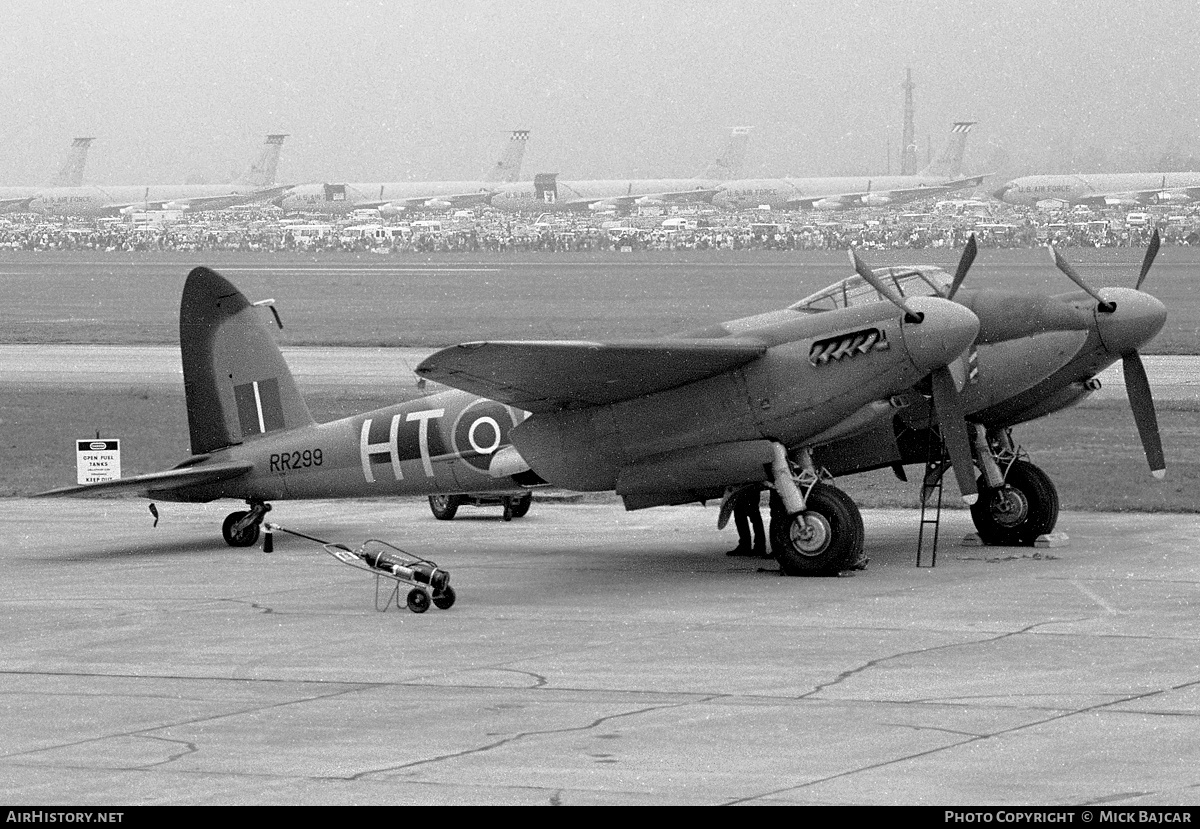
270;449;323;471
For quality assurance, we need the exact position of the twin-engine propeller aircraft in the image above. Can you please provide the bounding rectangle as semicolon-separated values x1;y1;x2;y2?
800;233;1167;546
39;265;983;576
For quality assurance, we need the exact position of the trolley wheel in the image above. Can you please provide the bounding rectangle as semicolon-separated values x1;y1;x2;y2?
508;492;532;519
428;494;460;520
406;588;431;613
222;510;260;548
433;586;457;610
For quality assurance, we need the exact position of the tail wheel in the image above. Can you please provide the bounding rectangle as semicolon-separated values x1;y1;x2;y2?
508;493;532;519
771;483;864;577
970;459;1059;546
222;510;261;547
428;494;461;520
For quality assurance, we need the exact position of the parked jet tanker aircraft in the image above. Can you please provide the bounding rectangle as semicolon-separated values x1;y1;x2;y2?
26;134;289;217
39;263;982;577
795;234;1166;546
279;130;531;215
713;122;983;211
487;126;752;212
0;137;96;211
992;172;1200;207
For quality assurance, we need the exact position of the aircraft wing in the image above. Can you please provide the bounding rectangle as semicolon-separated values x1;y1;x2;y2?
1075;185;1200;207
417;339;768;412
35;460;253;499
357;191;495;212
0;196;34;211
787;176;986;210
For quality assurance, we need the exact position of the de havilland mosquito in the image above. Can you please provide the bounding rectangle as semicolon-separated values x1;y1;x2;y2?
40;263;982;576
38;234;1167;576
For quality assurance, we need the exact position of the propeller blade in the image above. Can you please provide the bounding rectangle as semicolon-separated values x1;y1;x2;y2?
946;234;978;301
1136;229;1160;291
930;365;978;504
1047;245;1115;312
848;249;923;323
1122;352;1166;479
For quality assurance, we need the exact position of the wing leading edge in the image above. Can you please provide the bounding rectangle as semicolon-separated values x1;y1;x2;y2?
417;339;768;412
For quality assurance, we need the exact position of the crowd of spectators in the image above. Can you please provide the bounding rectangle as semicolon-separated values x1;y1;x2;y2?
1;202;1197;254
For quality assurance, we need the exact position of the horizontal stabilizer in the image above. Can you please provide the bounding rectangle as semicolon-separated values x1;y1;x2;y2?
417;339;768;412
34;460;253;499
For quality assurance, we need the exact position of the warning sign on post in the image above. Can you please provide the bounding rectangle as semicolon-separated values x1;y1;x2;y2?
76;439;121;484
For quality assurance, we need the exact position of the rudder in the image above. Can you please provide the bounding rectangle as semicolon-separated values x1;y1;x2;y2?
920;122;976;179
236;134;288;187
180;267;314;455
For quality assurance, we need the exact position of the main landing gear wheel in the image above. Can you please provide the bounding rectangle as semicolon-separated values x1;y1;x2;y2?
771;483;864;577
407;588;432;614
222;510;261;547
428;494;460;521
970;459;1059;546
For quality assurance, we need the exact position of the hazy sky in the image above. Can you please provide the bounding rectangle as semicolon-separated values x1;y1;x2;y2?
3;0;1199;185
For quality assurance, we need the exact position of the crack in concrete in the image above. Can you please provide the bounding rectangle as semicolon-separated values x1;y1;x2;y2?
722;676;1200;806
340;697;717;782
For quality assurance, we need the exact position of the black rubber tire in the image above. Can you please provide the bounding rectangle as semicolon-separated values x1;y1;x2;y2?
970;459;1059;546
508;493;532;519
428;494;460;521
222;510;260;548
407;588;431;613
432;586;457;610
771;483;863;577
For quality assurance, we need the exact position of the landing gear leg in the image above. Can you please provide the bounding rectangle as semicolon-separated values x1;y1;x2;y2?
222;501;271;547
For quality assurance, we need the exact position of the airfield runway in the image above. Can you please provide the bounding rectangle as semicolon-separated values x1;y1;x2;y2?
3;497;1199;805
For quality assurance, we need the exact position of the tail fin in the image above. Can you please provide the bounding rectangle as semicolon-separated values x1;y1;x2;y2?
180;267;314;455
487;129;529;183
919;121;976;179
235;134;288;187
698;127;752;180
53;137;94;186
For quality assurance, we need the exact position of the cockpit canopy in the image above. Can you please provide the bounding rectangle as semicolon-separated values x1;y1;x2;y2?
790;266;953;313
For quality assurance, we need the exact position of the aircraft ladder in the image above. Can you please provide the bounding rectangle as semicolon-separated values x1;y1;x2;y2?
916;428;948;567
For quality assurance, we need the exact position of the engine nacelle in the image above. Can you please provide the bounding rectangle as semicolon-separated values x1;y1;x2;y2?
859;193;893;207
1103;196;1141;207
813;198;848;211
378;203;409;217
161;201;190;211
1153;190;1191;204
634;195;664;206
119;205;146;216
423;199;453;210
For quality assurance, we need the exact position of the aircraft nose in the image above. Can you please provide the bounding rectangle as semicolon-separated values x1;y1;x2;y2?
1095;287;1167;356
901;296;981;373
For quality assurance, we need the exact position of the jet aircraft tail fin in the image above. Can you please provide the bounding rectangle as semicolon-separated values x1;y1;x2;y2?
53;137;95;187
699;127;752;181
180;267;314;455
487;130;529;183
236;134;288;187
919;122;976;179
